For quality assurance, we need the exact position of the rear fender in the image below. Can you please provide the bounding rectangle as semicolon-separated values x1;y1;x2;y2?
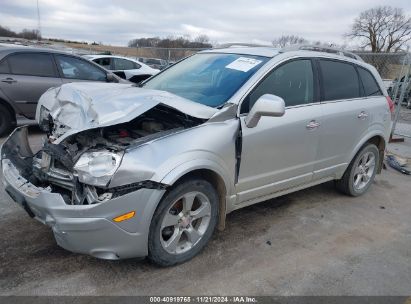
344;131;387;177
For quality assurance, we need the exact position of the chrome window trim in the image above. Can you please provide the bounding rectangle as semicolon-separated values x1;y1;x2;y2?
238;101;321;118
319;97;366;104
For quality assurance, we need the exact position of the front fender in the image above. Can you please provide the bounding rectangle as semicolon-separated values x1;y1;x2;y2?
159;157;235;196
0;91;20;116
109;120;239;190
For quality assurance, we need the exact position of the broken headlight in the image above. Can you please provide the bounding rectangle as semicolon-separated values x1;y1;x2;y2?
38;105;52;133
73;150;124;187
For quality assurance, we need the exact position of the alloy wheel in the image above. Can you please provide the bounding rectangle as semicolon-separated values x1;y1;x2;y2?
353;151;376;191
160;191;211;255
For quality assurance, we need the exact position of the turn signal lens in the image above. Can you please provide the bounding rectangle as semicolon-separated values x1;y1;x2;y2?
113;211;136;222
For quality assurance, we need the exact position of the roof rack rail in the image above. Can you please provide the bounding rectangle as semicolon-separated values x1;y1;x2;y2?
215;43;272;48
280;44;363;62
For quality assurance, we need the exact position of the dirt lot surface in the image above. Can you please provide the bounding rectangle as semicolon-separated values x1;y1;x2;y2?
1;127;411;296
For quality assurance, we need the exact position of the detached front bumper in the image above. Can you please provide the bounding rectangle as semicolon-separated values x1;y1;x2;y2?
1;127;166;259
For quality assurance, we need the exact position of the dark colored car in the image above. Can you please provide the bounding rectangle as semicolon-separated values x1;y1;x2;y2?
0;47;125;136
138;57;168;70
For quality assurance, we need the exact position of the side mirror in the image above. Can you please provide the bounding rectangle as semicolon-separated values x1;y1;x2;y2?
106;73;118;83
245;94;285;128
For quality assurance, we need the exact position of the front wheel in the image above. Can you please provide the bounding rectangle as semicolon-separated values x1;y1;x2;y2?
148;179;219;266
336;144;379;196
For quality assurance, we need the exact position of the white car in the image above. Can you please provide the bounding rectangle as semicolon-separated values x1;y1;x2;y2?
84;55;160;83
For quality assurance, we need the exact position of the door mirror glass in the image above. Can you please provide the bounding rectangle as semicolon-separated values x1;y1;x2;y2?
245;94;285;128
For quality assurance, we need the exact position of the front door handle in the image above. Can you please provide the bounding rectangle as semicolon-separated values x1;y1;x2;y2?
1;77;17;84
358;111;368;120
306;120;321;130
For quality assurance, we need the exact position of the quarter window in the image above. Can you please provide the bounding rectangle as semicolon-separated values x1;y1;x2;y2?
56;55;107;81
358;67;382;96
7;53;56;77
242;59;314;112
319;60;360;101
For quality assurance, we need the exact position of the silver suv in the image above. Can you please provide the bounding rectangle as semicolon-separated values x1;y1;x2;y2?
1;46;393;266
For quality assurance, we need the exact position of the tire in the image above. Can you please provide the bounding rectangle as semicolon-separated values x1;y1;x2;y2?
336;144;379;197
148;178;219;267
0;104;15;137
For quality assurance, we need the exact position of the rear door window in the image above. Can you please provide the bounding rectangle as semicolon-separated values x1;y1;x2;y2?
55;55;107;81
113;58;140;70
319;60;360;101
0;59;10;73
7;53;57;77
358;67;382;97
93;57;112;70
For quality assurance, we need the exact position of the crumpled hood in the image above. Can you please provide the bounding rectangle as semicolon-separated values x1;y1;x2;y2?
36;82;218;141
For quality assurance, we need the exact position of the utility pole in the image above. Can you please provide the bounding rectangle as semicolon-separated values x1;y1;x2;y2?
36;0;41;41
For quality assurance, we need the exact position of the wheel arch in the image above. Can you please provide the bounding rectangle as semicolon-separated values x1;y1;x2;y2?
366;135;386;174
0;97;17;122
349;133;386;174
161;165;232;231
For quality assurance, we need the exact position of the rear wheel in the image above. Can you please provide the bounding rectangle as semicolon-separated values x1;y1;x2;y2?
336;144;379;196
0;104;15;137
148;179;218;266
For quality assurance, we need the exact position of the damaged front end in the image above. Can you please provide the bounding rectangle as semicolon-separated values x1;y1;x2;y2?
2;82;216;205
4;104;204;206
1;125;172;259
0;83;223;259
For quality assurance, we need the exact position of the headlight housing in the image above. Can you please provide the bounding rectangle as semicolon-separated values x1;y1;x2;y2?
38;105;51;133
74;150;124;187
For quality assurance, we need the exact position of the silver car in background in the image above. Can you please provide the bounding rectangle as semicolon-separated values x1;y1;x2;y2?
1;46;393;266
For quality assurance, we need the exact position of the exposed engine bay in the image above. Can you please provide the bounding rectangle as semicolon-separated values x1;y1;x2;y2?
8;105;204;206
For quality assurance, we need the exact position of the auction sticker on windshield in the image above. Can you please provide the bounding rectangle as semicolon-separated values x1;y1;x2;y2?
225;57;262;72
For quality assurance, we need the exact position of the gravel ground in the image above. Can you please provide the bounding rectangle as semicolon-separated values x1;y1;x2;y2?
1;127;411;296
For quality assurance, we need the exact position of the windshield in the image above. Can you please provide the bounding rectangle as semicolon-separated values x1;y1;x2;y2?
142;53;269;107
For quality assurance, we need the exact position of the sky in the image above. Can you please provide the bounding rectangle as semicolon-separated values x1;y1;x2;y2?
1;0;410;46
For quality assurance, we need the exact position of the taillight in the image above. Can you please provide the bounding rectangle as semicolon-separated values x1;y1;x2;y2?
386;96;395;118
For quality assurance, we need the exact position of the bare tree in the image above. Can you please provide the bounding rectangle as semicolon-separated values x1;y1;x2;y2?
312;40;344;49
347;6;411;52
20;29;41;40
272;35;307;48
0;25;17;37
0;25;41;40
194;34;210;44
128;35;211;49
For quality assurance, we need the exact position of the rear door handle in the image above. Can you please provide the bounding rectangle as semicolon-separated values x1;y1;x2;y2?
358;111;368;120
306;120;321;130
1;77;17;84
